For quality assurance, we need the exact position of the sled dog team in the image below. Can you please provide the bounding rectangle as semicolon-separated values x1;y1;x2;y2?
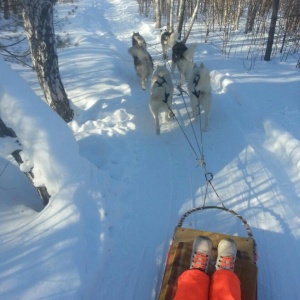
128;31;212;135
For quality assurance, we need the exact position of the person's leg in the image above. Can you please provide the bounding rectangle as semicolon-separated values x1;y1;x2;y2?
174;269;210;300
209;238;241;300
209;270;241;300
173;236;212;300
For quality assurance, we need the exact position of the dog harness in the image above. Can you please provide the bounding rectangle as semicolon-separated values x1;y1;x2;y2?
193;74;200;86
155;76;167;87
154;76;170;104
163;92;170;103
192;74;202;99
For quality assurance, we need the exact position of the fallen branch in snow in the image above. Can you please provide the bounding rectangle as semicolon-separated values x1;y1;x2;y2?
0;117;50;206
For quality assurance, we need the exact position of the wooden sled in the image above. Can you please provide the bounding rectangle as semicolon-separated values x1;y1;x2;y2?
158;208;258;300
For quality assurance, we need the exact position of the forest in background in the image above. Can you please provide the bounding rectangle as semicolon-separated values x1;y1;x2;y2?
1;0;300;68
137;0;300;67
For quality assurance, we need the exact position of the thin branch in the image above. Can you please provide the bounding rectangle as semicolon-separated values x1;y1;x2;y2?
0;161;10;177
0;38;27;48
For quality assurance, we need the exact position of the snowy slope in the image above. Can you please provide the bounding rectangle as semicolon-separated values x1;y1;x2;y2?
0;0;300;299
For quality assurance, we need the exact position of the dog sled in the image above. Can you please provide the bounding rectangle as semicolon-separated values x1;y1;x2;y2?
155;117;258;300
153;55;258;299
155;115;259;299
158;206;258;300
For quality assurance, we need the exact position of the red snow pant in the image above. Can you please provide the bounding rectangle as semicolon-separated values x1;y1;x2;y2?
173;269;241;300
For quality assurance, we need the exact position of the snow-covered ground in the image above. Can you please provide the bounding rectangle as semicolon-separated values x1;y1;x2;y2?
0;0;300;299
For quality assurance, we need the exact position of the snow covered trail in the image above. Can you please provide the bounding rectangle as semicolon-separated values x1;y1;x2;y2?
67;1;300;299
61;1;213;299
1;0;300;299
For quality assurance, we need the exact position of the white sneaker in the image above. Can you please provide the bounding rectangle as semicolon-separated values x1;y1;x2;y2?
190;236;212;273
216;238;237;271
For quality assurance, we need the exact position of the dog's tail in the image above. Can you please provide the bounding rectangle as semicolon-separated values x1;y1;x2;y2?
183;43;198;61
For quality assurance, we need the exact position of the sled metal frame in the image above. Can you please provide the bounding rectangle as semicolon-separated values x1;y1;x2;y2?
158;227;257;300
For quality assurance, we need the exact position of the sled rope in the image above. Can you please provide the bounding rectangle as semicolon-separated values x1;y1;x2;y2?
165;57;206;168
176;206;254;239
177;85;205;158
149;44;205;164
172;78;224;210
164;61;234;219
147;42;164;56
150;40;258;265
175;84;208;171
147;42;161;47
164;101;202;160
152;47;251;239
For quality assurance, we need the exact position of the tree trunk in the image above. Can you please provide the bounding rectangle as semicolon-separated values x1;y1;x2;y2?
21;0;73;123
155;0;161;28
3;0;10;19
176;0;186;40
245;0;260;33
169;0;174;31
296;57;300;68
0;117;50;206
235;0;244;30
264;0;280;61
12;149;51;206
138;0;143;15
182;0;200;44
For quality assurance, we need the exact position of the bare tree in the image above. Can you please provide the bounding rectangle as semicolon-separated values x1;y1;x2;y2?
264;0;280;61
137;0;151;17
165;0;174;30
142;0;299;66
245;0;260;33
234;0;245;30
155;0;162;28
176;0;186;39
21;0;73;122
182;0;201;43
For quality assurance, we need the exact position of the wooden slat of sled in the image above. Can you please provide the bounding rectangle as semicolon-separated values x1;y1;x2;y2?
158;227;257;300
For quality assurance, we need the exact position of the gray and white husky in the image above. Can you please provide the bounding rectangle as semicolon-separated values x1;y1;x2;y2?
160;29;179;60
128;45;154;90
187;62;211;131
149;65;174;135
132;32;147;48
171;42;197;85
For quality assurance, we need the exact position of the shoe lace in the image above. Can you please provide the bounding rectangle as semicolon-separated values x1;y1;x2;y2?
217;255;235;271
191;252;209;271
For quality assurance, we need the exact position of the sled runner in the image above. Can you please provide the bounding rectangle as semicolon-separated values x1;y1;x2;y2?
158;207;258;300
